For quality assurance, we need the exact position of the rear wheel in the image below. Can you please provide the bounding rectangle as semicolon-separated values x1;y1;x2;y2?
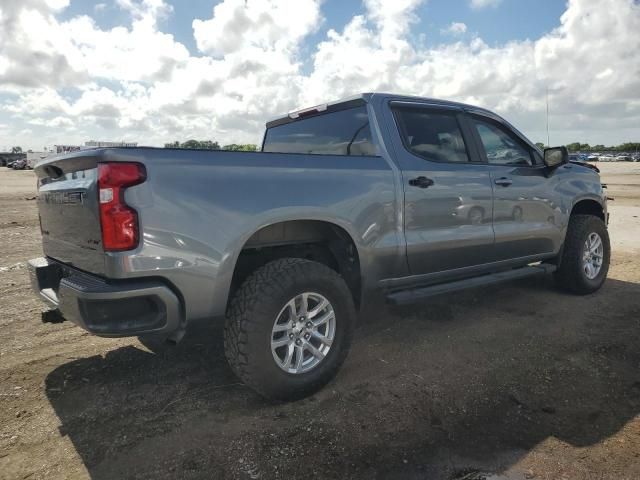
224;258;356;401
554;214;610;294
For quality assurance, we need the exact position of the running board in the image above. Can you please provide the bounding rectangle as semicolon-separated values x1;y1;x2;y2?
386;264;556;306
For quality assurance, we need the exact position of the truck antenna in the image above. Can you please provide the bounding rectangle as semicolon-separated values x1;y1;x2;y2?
546;86;550;147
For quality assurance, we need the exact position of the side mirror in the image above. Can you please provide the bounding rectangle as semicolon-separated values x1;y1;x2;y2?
543;146;568;168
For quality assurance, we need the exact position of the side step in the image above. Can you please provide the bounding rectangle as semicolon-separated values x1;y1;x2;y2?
386;264;556;306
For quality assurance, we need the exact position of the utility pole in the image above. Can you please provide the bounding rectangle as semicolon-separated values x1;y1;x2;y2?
546;86;550;147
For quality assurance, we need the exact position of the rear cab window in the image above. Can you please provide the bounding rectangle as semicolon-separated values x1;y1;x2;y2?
262;103;377;156
392;107;471;163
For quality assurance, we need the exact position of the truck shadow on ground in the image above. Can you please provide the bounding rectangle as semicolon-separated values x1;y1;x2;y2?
45;276;640;479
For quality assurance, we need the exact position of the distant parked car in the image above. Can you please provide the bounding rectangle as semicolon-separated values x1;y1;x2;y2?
568;154;588;162
0;153;26;167
568;154;598;171
587;154;599;162
11;158;28;170
615;155;633;162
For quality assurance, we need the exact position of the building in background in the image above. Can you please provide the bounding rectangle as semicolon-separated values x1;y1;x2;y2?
55;145;82;154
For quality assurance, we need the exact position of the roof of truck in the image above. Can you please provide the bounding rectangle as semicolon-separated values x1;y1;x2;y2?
265;92;494;129
265;92;539;154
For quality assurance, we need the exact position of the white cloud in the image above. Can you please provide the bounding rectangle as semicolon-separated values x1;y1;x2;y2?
116;0;172;24
43;0;70;11
470;0;503;9
441;22;467;36
193;0;321;57
0;0;639;150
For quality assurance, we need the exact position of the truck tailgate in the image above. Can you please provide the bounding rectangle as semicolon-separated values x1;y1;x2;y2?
35;154;106;275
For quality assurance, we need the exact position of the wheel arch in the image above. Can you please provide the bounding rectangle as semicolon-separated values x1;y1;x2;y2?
550;197;607;268
570;197;605;221
227;218;363;311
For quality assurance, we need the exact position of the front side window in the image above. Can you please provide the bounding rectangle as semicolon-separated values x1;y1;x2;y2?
262;105;376;156
473;118;533;166
392;108;470;163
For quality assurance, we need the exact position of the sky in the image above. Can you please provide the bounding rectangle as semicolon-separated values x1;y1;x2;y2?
0;0;638;151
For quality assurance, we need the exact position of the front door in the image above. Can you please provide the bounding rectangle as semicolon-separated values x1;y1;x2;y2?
387;103;495;276
467;113;563;260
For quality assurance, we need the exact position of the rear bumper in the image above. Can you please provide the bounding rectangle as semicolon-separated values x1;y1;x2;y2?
28;257;183;337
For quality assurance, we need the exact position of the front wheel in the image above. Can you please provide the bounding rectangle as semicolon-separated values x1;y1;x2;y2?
554;214;610;294
224;258;356;401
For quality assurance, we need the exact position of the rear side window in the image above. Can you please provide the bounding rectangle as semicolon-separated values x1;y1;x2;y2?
262;105;376;156
392;108;470;163
472;117;534;166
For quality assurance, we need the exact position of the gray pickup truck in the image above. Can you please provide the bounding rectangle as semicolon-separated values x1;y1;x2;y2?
29;93;610;400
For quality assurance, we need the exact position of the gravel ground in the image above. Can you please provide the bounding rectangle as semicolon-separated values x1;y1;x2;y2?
1;163;639;480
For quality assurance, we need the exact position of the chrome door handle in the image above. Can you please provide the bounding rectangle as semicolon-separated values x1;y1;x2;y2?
494;177;513;187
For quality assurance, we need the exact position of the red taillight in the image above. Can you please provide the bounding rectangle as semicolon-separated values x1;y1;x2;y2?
97;162;146;251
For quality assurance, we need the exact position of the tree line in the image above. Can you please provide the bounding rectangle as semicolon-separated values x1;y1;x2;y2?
534;142;640;152
563;142;640;152
164;140;257;151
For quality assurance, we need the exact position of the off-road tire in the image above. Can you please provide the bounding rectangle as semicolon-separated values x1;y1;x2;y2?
224;258;356;401
554;214;610;294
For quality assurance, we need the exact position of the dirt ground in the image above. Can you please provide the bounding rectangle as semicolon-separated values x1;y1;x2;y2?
1;163;639;480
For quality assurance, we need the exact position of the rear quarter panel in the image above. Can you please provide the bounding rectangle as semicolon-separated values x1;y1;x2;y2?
103;148;400;320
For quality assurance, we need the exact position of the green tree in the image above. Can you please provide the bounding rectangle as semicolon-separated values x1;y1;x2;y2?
11;146;22;153
165;140;220;150
223;144;258;152
617;142;640;152
535;142;545;150
566;142;581;152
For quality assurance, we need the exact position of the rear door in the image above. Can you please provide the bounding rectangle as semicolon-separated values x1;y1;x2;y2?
386;102;495;276
466;112;562;260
